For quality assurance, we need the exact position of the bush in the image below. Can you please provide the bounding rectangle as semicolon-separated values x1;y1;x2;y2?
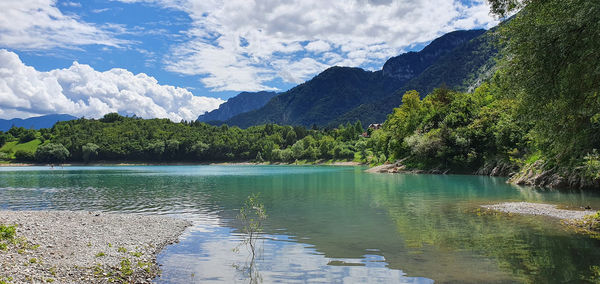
583;150;600;180
99;113;124;123
82;143;99;163
0;224;16;250
280;148;293;162
35;143;70;163
18;130;36;143
14;150;35;161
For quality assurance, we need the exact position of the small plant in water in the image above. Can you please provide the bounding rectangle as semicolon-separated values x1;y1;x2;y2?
234;193;267;284
236;193;267;259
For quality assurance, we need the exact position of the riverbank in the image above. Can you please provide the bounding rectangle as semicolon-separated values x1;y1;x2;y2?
0;160;362;167
364;159;600;191
482;202;596;221
0;211;190;283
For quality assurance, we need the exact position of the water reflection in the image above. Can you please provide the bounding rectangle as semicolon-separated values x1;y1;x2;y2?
1;166;600;283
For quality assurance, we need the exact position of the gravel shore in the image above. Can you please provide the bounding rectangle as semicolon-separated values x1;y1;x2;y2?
0;211;191;283
482;202;596;221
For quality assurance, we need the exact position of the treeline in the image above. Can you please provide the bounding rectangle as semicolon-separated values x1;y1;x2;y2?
368;85;528;174
369;0;600;188
0;113;367;163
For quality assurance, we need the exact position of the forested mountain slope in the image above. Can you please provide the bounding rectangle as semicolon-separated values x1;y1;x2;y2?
224;30;488;128
197;91;277;123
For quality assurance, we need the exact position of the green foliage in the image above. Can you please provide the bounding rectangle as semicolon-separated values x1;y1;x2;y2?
487;0;530;17
18;129;37;143
0;139;42;160
0;224;17;250
236;194;267;261
577;212;600;233
584;150;600;180
377;85;528;173
0;132;7;148
99;112;125;123
82;143;99;163
0;224;16;240
35;143;69;163
29;117;362;164
14;150;35;161
498;0;600;165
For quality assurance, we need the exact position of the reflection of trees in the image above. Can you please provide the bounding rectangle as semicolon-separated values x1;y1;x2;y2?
7;167;600;282
370;176;600;283
213;171;600;282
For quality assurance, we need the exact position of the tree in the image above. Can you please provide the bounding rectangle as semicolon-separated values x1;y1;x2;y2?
18;129;37;143
14;150;35;161
191;141;210;159
284;130;297;146
35;143;70;163
291;141;304;160
82;143;99;163
486;0;530;17
99;113;124;123
354;120;363;134
494;0;600;163
255;151;264;163
0;132;7;147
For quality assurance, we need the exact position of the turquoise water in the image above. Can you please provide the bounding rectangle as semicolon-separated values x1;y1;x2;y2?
1;165;600;283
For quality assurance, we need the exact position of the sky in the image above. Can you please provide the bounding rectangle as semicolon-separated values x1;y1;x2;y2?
0;0;498;121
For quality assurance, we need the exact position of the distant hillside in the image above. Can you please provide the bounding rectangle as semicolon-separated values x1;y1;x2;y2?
331;27;501;126
225;30;486;128
226;67;403;127
197;91;277;123
0;114;77;131
382;29;486;81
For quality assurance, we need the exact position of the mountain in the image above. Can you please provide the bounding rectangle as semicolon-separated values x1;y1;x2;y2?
381;29;486;81
197;91;277;123
226;67;403;127
0;114;77;131
332;27;501;126
225;29;487;128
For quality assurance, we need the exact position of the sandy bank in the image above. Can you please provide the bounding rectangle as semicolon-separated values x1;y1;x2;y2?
482;202;596;221
0;211;190;283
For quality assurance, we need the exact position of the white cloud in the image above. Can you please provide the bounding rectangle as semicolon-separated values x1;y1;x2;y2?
0;0;128;50
0;50;223;121
272;58;329;84
117;0;497;92
305;40;331;53
62;1;81;7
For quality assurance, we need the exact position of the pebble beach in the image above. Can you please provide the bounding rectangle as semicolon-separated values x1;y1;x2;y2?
0;211;190;283
483;202;596;221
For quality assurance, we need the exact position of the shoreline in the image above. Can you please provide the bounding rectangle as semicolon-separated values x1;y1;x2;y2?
0;160;363;167
0;211;191;283
482;202;596;221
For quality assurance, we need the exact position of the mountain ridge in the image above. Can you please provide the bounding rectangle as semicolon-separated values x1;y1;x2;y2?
197;91;278;123
0;114;78;131
223;29;489;128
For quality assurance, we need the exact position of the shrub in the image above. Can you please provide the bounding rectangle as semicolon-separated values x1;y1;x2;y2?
14;150;35;161
35;143;70;163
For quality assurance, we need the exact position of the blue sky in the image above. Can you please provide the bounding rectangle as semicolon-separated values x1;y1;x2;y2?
0;0;497;120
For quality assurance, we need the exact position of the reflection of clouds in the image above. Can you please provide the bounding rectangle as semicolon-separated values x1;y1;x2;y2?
158;225;433;283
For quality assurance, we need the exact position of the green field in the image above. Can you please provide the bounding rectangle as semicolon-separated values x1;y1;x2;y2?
0;139;42;159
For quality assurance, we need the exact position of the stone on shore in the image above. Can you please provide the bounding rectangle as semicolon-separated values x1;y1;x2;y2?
0;211;190;283
482;202;596;221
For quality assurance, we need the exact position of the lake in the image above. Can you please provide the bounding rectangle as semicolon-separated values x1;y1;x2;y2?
1;165;600;283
